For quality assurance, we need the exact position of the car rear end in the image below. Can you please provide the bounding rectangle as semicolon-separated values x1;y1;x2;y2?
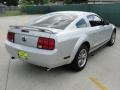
5;13;79;69
5;26;65;68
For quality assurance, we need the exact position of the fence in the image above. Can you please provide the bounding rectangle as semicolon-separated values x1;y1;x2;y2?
0;3;120;26
0;6;19;14
21;4;120;26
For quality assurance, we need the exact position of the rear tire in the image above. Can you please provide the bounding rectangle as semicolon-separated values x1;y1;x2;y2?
107;31;116;46
70;45;89;71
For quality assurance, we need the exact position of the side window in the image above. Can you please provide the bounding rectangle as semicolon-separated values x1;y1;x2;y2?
87;15;94;21
87;15;103;27
76;18;87;28
94;15;102;21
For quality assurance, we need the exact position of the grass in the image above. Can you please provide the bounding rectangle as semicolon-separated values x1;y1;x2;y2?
0;10;26;16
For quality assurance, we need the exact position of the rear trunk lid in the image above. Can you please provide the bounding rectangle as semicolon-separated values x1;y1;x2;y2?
9;26;60;48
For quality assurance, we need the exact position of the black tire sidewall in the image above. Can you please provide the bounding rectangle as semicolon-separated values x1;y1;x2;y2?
108;31;116;46
71;45;89;71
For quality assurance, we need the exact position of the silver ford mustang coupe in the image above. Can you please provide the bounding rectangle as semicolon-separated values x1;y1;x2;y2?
5;11;116;71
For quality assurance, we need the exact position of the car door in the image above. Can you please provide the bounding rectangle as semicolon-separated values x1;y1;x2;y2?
87;15;106;48
75;17;100;50
102;20;113;40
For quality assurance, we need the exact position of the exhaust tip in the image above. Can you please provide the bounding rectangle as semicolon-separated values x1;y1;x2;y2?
11;57;15;59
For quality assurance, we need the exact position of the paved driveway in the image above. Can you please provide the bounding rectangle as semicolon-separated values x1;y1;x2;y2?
0;15;120;90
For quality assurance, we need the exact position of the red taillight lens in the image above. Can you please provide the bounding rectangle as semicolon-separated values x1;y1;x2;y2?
7;32;15;42
37;37;55;50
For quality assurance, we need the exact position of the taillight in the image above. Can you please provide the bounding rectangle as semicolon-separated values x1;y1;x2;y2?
37;37;55;50
7;32;15;42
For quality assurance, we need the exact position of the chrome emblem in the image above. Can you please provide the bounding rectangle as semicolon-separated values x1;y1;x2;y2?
22;36;27;42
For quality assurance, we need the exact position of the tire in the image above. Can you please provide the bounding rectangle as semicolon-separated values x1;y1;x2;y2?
107;31;116;46
70;45;89;71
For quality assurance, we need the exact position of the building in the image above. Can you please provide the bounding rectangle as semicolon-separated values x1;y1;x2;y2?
88;0;120;4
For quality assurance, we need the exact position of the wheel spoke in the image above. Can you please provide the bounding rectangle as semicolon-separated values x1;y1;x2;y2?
82;53;87;58
111;32;116;44
78;49;87;67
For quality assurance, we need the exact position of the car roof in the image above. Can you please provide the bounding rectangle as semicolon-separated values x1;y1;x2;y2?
50;11;95;17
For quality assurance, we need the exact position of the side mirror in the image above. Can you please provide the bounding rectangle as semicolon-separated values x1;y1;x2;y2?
103;20;110;25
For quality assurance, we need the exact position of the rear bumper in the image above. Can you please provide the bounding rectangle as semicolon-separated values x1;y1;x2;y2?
5;40;65;68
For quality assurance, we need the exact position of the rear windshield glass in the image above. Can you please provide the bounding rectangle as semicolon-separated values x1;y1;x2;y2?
31;14;77;30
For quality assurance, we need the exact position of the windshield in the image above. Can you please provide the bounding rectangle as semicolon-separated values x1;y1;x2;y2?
30;14;77;30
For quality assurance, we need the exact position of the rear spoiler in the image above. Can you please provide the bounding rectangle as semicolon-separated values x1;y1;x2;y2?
9;25;56;34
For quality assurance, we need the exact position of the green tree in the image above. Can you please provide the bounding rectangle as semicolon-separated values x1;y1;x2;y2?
0;0;19;6
20;0;49;6
64;0;72;4
73;0;88;3
50;0;56;3
20;0;33;6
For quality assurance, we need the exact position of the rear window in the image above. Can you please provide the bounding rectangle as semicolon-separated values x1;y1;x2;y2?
31;15;77;30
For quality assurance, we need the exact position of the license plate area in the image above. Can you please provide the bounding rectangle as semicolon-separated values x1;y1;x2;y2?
18;50;28;60
15;34;38;48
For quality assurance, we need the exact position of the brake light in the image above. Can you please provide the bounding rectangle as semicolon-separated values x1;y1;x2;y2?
37;37;55;50
7;32;15;42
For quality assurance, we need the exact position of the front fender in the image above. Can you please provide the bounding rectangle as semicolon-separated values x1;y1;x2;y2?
112;24;116;29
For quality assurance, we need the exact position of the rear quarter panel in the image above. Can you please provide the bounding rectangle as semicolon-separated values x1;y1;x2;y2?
50;29;89;64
